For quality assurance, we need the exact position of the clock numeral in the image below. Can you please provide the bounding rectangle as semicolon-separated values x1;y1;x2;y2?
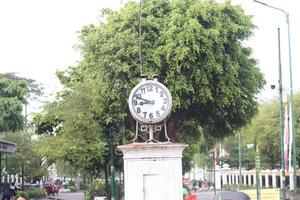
137;107;141;113
156;111;160;116
140;87;146;94
160;91;164;97
155;86;159;93
143;112;147;118
136;94;141;99
147;86;153;92
163;98;167;104
161;105;166;111
133;100;137;106
149;113;153;119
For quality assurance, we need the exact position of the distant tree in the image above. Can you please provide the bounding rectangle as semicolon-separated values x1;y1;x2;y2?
221;92;300;170
0;73;43;132
2;131;48;182
0;74;27;132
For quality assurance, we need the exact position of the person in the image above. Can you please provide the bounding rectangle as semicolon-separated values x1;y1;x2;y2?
202;179;209;190
10;182;17;200
2;183;11;200
192;181;197;192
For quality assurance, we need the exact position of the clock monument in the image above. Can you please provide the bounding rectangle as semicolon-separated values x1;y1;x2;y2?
118;76;187;200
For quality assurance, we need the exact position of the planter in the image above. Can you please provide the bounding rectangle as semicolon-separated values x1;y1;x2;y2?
94;197;106;200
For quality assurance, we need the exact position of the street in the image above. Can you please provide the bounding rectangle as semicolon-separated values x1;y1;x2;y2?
37;191;84;200
196;191;215;200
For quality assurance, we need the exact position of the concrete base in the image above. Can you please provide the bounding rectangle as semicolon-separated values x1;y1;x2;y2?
118;142;187;200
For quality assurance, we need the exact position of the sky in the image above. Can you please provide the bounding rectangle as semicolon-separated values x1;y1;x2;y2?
0;0;299;112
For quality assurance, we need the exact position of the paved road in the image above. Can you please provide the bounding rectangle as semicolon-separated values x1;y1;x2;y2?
197;191;215;200
36;191;84;200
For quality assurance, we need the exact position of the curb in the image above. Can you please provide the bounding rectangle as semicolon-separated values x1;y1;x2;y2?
46;196;67;200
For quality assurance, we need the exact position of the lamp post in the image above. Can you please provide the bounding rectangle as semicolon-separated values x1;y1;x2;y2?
277;27;286;200
254;0;297;193
238;131;242;186
109;128;116;200
210;150;216;197
247;139;260;200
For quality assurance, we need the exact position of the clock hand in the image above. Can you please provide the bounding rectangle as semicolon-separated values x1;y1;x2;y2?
138;100;155;105
138;97;155;105
138;97;155;104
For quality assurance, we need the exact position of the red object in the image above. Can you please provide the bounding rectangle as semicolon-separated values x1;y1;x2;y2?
44;183;60;195
184;194;196;200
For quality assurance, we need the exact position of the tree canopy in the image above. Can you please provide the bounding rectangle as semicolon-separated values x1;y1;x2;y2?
33;0;265;176
221;92;300;170
63;0;264;138
0;73;30;132
1;131;48;181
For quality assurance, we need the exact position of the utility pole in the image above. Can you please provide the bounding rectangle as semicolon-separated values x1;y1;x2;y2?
277;27;286;200
254;0;297;194
109;128;116;200
213;151;216;197
254;139;261;200
238;131;242;186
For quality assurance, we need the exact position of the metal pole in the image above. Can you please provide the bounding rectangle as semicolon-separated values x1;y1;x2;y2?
63;160;66;183
254;0;297;192
278;27;286;200
5;156;8;184
24;102;28;131
213;152;216;197
109;130;116;200
21;164;24;190
287;13;297;192
255;156;260;200
238;131;242;186
255;139;261;200
0;152;2;190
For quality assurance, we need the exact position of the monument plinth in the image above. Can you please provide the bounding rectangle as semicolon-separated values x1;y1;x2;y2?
118;142;187;200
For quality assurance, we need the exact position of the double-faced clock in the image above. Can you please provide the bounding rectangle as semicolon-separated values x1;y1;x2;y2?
128;79;172;124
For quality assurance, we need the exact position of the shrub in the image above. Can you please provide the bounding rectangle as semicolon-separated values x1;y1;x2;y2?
222;184;255;190
16;191;29;200
84;180;106;200
84;191;92;200
28;187;46;198
68;185;77;192
80;182;89;190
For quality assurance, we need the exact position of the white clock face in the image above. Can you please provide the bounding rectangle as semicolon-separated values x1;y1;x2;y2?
128;80;172;124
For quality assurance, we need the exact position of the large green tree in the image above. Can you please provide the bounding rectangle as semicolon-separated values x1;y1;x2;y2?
33;0;265;179
73;0;264;139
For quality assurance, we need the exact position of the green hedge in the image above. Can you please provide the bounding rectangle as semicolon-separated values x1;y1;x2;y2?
223;184;255;190
68;185;77;192
17;188;46;199
16;191;30;200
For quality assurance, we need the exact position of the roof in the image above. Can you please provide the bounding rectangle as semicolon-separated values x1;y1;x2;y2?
0;139;17;153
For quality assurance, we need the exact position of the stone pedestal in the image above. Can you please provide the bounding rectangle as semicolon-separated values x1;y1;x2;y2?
118;142;187;200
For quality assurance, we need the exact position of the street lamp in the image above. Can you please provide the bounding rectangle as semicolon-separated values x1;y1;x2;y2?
277;27;286;200
210;150;217;197
254;0;297;194
109;127;116;200
238;131;242;186
247;139;260;200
